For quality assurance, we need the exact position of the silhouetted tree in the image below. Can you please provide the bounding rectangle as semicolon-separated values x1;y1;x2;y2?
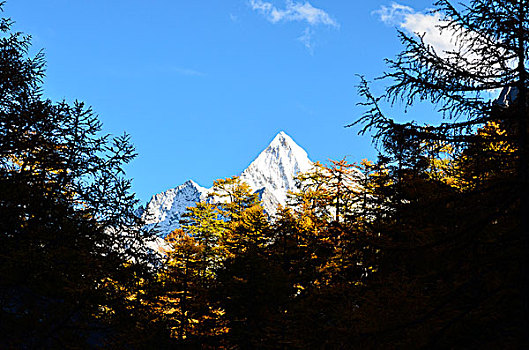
350;0;529;346
0;3;158;347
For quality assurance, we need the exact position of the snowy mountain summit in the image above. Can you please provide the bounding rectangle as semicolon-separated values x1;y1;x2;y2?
141;180;210;235
240;131;313;211
141;131;313;237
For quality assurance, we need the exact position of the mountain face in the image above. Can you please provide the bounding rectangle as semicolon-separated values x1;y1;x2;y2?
142;180;210;235
141;132;313;237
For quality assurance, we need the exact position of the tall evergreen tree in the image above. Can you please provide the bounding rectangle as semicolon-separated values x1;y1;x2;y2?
351;0;529;346
0;3;157;346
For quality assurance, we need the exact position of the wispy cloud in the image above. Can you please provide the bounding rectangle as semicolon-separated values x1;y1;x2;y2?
168;67;205;77
249;0;338;51
297;27;314;52
373;2;454;54
374;2;414;26
249;0;338;27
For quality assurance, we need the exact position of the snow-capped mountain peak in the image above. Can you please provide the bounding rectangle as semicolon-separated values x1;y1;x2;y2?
142;179;210;235
141;131;312;236
240;131;312;207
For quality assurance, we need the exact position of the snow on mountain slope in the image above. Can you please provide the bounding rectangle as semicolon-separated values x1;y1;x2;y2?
141;132;312;237
240;131;313;206
142;180;210;235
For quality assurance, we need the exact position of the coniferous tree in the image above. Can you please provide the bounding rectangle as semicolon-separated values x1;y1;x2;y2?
209;176;261;256
0;4;157;346
181;202;227;277
291;160;364;222
210;176;260;222
350;0;529;346
154;229;224;344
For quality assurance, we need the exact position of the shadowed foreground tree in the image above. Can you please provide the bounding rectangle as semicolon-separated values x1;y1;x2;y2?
350;0;529;347
0;4;161;347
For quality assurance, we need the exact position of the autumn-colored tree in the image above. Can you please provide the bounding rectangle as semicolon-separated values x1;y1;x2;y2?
155;176;287;347
290;159;365;222
270;164;382;347
153;229;227;344
208;176;264;256
210;176;260;222
213;205;292;348
181;202;227;278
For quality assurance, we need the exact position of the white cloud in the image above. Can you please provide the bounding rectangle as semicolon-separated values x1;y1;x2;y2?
249;0;338;51
250;0;338;27
375;2;414;26
401;13;455;54
374;3;504;97
374;3;454;55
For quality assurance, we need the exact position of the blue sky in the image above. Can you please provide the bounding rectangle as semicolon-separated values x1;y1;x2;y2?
6;0;444;202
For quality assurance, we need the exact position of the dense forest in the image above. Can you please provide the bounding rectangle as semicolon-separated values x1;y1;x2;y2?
2;0;529;348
